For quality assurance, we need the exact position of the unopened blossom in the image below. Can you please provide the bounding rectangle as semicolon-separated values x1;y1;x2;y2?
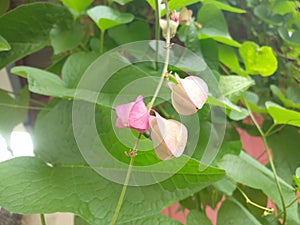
160;11;179;39
149;112;188;160
115;95;150;133
179;7;193;25
168;74;208;115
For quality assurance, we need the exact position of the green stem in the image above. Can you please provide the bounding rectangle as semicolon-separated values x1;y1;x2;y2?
154;0;161;70
157;104;172;119
148;0;171;112
244;99;287;224
40;214;46;225
100;30;105;53
237;186;274;214
285;196;300;209
110;133;142;225
110;2;171;224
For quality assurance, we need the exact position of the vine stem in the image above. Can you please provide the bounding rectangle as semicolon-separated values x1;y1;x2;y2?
244;99;287;224
40;214;46;225
285;196;300;209
154;0;161;70
237;186;274;214
100;30;105;53
110;1;171;224
148;0;171;112
110;133;142;225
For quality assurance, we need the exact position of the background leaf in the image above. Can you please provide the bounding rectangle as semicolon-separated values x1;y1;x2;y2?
270;85;300;109
0;35;10;51
0;87;29;144
108;21;151;45
87;6;134;31
0;0;9;16
187;210;212;225
268;126;300;183
61;0;94;13
218;152;300;224
197;3;241;47
0;3;74;69
265;101;300;127
50;20;83;54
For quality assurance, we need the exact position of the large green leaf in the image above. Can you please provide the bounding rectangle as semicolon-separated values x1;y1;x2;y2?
0;87;29;143
11;63;170;108
197;3;241;47
265;101;300;127
61;0;94;13
87;6;134;32
239;42;278;76
11;66;75;98
0;3;73;69
0;35;10;51
217;198;262;225
0;100;225;224
218;152;299;224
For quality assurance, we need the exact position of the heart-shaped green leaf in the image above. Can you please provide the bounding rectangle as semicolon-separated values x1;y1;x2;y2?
61;0;94;13
239;42;277;76
87;6;134;32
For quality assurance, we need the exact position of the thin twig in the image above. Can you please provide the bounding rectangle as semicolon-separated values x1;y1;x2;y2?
237;186;274;214
244;99;287;224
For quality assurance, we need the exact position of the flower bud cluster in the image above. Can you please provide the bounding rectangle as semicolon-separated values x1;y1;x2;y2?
115;74;208;160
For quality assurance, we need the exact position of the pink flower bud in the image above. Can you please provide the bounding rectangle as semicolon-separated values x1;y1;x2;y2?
115;96;150;133
171;11;180;23
168;74;208;115
149;112;188;160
